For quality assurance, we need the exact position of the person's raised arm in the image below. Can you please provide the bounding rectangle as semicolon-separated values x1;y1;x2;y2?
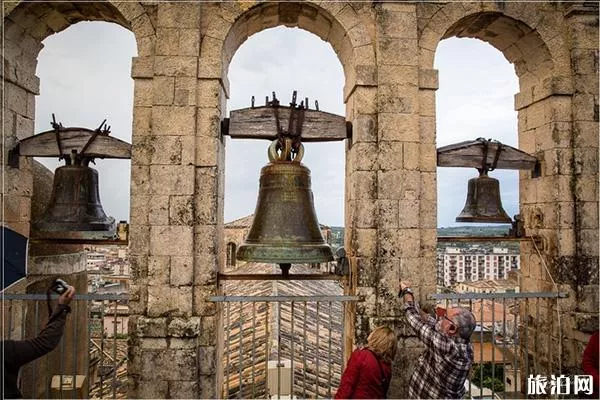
6;286;75;367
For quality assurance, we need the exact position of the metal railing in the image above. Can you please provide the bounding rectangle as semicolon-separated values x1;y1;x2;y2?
2;293;129;399
430;291;568;399
211;295;359;399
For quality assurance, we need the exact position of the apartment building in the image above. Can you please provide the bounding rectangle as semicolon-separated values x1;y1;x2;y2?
439;247;519;287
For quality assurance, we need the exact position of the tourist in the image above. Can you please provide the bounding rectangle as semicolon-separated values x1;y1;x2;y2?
335;326;396;399
399;281;475;399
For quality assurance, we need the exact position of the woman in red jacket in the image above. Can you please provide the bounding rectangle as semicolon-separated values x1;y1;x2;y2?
335;326;397;399
582;330;599;398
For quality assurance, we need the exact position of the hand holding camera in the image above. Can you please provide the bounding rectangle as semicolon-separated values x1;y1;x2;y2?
51;279;75;305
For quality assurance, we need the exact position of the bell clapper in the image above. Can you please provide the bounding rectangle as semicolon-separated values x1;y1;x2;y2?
279;263;291;277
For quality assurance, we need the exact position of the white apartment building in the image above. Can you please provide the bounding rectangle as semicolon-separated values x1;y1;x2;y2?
440;247;519;287
86;252;107;271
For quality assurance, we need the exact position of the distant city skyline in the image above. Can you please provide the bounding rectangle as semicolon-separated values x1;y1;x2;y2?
35;22;519;228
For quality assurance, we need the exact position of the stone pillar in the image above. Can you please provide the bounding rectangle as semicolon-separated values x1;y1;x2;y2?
1;17;40;237
345;4;428;398
128;3;214;398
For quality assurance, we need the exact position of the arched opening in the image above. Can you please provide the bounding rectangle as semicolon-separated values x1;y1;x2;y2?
435;37;521;291
34;22;137;227
428;8;574;395
221;25;347;398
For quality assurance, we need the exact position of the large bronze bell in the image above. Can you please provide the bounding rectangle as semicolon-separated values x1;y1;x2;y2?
237;140;333;266
33;157;116;234
455;170;512;223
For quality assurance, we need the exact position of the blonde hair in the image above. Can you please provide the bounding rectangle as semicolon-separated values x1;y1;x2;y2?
366;326;397;363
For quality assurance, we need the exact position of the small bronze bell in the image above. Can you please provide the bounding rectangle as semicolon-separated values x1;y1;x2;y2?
237;139;333;267
33;155;115;234
455;170;512;223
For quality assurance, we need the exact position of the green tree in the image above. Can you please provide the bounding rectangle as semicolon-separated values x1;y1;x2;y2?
472;362;505;392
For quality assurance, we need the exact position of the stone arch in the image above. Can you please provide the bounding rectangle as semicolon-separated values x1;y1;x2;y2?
201;2;376;101
2;2;154;236
420;6;569;87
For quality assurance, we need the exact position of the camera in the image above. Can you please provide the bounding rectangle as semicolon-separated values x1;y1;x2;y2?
51;279;69;295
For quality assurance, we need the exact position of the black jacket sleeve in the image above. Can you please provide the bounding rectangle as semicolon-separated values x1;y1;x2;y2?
4;304;71;369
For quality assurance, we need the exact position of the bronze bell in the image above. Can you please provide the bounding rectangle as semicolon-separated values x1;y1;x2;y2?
236;139;334;267
33;157;116;234
455;170;512;223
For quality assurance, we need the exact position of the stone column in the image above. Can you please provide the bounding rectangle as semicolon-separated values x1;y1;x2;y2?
128;3;210;398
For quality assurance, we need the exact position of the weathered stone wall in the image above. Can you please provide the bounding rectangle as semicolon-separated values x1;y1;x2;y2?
3;1;598;398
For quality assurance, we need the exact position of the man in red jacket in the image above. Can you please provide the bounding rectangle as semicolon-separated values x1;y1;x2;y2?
582;330;599;398
2;285;75;398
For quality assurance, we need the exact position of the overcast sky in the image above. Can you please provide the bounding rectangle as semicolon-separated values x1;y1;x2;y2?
34;21;519;228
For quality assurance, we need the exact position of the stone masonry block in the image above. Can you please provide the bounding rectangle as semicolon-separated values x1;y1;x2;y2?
418;89;435;117
157;3;200;28
131;57;154;79
194;167;218;224
378;38;418;66
156;28;180;56
141;349;197;381
150;225;194;256
170;256;194;286
196;107;221;138
147;285;193;317
378;199;399;228
180;29;201;56
378;85;415;114
349;86;377;115
149;136;183;165
403;142;419;170
135;316;167;337
153;76;175;105
398;200;419;228
378;65;419;85
129;224;150;256
169;196;194;226
197;79;222;109
169;381;199;398
380;113;419;142
378;141;403;171
148;195;169;225
15;114;34;140
181;136;195;165
419;199;437;229
349;170;377;200
193;285;217;316
377;10;417;39
132;106;152;137
353;228;377;258
175;77;197;106
198;375;216;398
199;315;217;346
353;199;378;228
5;82;29;114
377;170;404;200
168;317;201;337
155;56;198;77
356;257;378;287
352;114;377;143
349;142;377;171
148;255;170;285
419;142;436;172
149;165;195;195
137;36;155;58
198;346;217;375
134;79;153;107
132;378;168;398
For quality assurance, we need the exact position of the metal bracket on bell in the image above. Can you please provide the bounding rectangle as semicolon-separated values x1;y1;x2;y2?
268;138;304;163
